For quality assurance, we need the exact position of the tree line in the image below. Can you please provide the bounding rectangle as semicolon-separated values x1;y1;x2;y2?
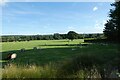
1;31;103;42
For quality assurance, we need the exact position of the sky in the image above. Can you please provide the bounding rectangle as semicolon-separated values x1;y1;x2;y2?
1;1;114;35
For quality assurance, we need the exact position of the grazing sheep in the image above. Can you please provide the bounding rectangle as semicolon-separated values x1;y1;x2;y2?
4;53;17;60
11;53;17;60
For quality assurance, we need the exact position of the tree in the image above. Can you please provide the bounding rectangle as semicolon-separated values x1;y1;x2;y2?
60;34;67;39
53;33;62;40
67;31;79;41
103;1;120;42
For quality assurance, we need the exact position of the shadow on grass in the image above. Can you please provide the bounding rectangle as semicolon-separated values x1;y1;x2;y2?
38;44;78;46
1;44;120;78
1;47;81;66
38;43;90;47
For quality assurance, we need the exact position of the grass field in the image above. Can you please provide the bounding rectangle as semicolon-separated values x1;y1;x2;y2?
1;39;120;78
1;39;84;52
1;39;84;65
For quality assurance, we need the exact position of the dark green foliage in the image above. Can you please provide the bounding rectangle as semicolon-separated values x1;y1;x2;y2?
67;31;79;41
103;1;120;42
53;33;62;40
60;34;67;39
84;38;108;43
1;33;104;42
42;35;54;40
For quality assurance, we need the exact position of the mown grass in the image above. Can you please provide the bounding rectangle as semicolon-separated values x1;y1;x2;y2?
1;39;120;78
1;39;84;52
1;39;84;65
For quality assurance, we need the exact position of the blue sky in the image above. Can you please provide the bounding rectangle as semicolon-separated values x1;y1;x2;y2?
1;2;113;35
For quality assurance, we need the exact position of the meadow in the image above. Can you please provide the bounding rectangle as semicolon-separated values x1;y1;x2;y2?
1;39;120;78
1;39;85;66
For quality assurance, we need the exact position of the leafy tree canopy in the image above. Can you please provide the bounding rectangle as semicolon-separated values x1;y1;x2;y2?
103;1;120;42
67;31;79;41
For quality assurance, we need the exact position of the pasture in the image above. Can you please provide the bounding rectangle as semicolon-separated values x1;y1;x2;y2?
1;39;84;65
1;39;120;78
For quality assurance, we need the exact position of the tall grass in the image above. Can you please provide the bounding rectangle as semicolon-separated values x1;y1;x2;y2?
2;63;57;78
2;58;120;79
56;54;120;78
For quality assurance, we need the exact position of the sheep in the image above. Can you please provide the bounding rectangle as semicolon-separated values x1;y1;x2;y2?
4;53;17;60
11;53;17;60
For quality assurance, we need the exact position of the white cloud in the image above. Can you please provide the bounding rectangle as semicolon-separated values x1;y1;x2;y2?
93;6;98;11
94;20;107;33
0;0;5;6
13;11;45;15
0;0;7;6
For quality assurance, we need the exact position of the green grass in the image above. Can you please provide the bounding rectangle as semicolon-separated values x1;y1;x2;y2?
1;39;84;52
2;63;57;78
1;39;84;65
1;39;120;78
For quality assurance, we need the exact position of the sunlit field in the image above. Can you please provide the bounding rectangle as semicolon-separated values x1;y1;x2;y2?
1;39;120;78
1;39;84;52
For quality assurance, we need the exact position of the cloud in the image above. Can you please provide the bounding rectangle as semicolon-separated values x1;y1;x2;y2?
93;6;98;11
0;0;8;6
94;20;107;33
0;0;5;6
13;11;45;15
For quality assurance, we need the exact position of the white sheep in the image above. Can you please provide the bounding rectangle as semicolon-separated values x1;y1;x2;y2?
11;53;17;59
